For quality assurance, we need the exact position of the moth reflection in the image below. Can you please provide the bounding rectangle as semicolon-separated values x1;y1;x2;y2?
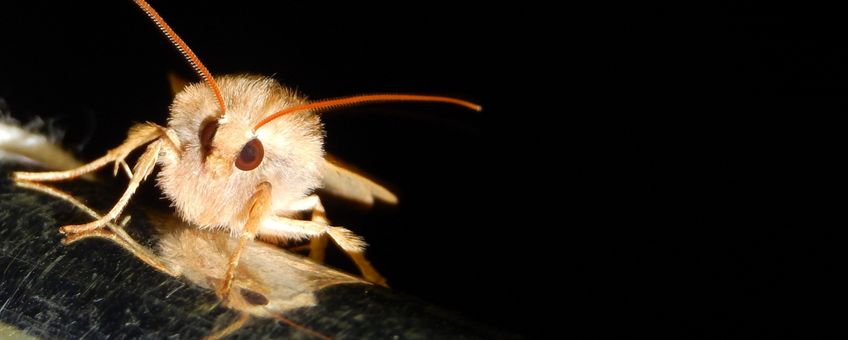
16;180;363;339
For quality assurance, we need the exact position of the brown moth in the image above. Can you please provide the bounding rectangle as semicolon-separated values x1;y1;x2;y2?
12;0;479;300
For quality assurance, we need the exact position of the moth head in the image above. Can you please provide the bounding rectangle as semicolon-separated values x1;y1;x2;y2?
136;0;479;232
169;75;320;179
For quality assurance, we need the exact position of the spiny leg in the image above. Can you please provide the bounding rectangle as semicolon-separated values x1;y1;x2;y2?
63;227;179;277
310;197;386;286
219;182;273;301
13;123;163;182
14;180;177;276
286;195;341;264
263;217;386;285
261;196;387;286
60;139;162;234
327;227;387;287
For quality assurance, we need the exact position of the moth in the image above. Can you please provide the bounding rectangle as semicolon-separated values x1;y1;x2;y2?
12;0;479;300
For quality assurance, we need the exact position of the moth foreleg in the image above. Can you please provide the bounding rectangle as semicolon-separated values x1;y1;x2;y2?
15;180;177;276
13;122;163;182
59;139;162;234
261;196;387;286
219;182;273;301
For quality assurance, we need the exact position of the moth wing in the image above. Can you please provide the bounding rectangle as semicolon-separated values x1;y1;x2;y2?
319;156;398;206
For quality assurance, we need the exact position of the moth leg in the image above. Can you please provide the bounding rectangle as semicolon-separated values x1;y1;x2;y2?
282;195;334;263
219;182;273;301
13;122;163;182
63;226;179;277
59;139;162;234
260;198;387;286
307;198;330;263
15;180;177;276
278;195;329;261
115;159;134;178
341;237;387;287
308;235;330;263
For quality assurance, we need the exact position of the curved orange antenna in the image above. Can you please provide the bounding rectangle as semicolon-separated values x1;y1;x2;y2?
133;0;226;116
254;94;482;131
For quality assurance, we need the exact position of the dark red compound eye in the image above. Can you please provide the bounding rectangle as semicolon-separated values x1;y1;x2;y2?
235;138;264;171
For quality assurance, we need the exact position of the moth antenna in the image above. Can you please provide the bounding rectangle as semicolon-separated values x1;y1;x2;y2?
133;0;227;116
254;94;482;131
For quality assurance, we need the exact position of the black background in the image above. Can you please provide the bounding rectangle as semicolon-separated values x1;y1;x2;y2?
0;0;543;338
584;3;844;338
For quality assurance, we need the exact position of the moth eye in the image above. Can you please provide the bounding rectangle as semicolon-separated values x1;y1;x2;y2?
199;118;219;157
235;138;264;171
